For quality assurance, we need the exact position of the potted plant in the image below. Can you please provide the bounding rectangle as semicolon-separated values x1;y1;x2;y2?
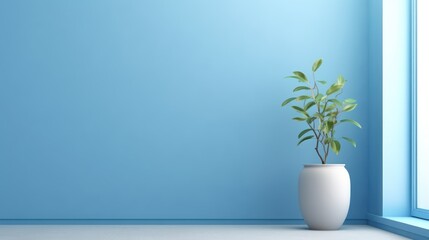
281;58;361;230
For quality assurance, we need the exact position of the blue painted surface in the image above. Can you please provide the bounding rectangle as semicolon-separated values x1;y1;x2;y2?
0;0;369;220
411;0;418;220
366;1;429;238
368;214;429;240
382;0;411;217
367;0;383;217
411;0;429;220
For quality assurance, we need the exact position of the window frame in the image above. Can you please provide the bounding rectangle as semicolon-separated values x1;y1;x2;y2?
411;0;429;220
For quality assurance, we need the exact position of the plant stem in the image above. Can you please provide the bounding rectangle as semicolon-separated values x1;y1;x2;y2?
313;72;319;96
308;122;324;164
308;72;325;164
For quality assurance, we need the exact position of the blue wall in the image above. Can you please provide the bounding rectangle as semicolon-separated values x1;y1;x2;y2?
0;0;369;220
368;0;383;216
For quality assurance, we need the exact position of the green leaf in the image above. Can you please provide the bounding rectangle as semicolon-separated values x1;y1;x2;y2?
281;97;296;107
306;117;316;124
317;80;327;85
334;140;341;155
291;105;305;111
343;98;356;104
322;125;328;134
328;116;338;124
298;135;314;145
314;112;324;120
340;119;362;128
327;120;335;129
343;104;357;112
312;59;323;72
293;86;311;92
330;140;337;153
342;137;357;147
285;76;302;81
315;94;324;102
322;121;335;134
328;99;343;107
324;104;337;113
293;71;308;81
326;84;343;95
293;117;307;121
330;140;341;155
337;75;346;85
298;129;313;139
324;137;333;144
292;106;310;117
328;111;339;117
304;101;316;111
290;71;308;82
296;95;311;101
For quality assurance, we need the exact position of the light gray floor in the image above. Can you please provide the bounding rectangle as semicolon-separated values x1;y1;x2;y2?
0;225;408;240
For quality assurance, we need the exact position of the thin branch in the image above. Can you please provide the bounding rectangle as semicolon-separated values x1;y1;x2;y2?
307;122;324;164
325;144;330;163
320;132;327;155
312;72;320;96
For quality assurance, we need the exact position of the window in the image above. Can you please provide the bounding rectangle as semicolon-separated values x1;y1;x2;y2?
412;0;429;220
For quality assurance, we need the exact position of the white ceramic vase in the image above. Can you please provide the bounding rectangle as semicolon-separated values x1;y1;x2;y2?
299;164;350;230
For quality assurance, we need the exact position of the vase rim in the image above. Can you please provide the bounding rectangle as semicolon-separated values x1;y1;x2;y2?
304;164;345;167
